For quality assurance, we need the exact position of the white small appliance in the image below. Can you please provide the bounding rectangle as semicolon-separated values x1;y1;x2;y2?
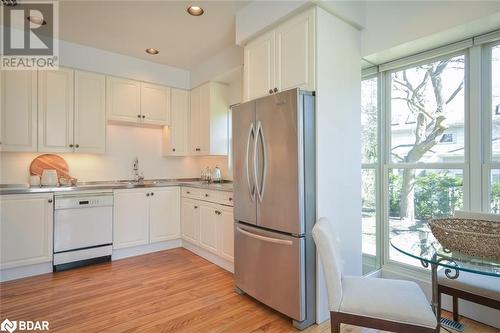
53;192;113;271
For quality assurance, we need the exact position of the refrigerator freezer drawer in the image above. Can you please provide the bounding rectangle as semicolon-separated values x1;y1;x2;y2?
234;222;305;321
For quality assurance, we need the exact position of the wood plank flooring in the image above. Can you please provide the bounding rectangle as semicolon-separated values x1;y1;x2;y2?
0;248;497;333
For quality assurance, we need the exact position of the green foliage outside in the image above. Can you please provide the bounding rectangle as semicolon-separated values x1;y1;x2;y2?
389;171;463;220
491;182;500;213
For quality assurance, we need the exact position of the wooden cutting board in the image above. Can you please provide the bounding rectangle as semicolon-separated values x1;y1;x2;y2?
29;154;70;180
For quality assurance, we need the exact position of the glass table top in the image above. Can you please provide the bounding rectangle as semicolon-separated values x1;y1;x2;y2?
390;231;500;277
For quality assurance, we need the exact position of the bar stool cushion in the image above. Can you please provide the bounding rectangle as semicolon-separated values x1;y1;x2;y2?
340;276;438;329
438;270;500;301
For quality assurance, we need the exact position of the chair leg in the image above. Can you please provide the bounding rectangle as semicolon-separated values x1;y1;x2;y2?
452;296;459;322
330;312;341;333
437;290;442;326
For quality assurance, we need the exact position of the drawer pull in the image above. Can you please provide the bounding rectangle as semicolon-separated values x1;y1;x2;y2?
229;197;233;201
194;205;198;209
205;193;209;197
186;191;191;194
215;210;221;215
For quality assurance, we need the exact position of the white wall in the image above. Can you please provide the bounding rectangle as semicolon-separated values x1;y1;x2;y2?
59;39;190;89
315;7;362;323
189;45;243;88
0;125;200;183
362;1;500;62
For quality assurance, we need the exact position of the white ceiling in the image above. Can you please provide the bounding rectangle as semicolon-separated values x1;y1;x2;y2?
58;1;248;70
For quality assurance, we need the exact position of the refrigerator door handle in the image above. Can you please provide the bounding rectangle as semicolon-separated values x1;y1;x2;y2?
254;121;268;203
246;122;256;201
236;226;293;245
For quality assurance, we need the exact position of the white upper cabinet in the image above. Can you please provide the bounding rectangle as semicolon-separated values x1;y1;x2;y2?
0;70;37;152
0;193;53;269
149;187;181;243
276;9;315;93
74;70;106;153
243;9;315;102
107;76;171;126
190;82;229;156
106;76;141;123
141;82;171;126
163;88;189;156
244;30;276;102
38;68;74;153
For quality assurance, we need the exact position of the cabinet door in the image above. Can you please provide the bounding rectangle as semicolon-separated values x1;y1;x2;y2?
181;199;200;244
0;194;53;269
163;88;189;156
106;76;141;123
198;83;211;154
243;30;275;102
38;68;74;152
149;187;181;243
218;206;234;262
189;87;201;154
276;10;315;92
0;71;37;152
199;203;218;254
74;70;106;153
113;189;150;249
141;82;171;126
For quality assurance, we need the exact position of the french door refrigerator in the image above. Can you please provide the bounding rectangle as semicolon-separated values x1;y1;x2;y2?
233;89;316;330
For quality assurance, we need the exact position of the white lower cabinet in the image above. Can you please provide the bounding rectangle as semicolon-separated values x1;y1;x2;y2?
0;194;54;269
149;187;181;242
181;192;234;263
113;187;181;249
181;199;200;244
113;189;150;249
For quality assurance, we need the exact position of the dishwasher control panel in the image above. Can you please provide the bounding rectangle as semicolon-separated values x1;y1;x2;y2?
55;193;113;209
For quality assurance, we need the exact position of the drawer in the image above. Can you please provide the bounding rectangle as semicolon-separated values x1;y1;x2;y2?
215;191;233;207
182;187;204;200
182;187;233;206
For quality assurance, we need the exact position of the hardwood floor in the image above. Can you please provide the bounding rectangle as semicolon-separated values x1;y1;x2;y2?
0;248;497;333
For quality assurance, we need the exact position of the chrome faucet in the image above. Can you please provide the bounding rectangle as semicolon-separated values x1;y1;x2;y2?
133;157;144;182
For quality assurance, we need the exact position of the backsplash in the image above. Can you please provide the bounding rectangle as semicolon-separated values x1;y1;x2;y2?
0;124;231;184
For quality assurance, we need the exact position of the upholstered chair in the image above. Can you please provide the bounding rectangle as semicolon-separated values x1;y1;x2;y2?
312;217;438;333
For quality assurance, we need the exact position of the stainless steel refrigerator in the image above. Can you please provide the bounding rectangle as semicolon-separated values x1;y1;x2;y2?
233;89;316;330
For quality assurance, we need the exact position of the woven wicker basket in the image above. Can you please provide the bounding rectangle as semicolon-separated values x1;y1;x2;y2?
428;218;500;260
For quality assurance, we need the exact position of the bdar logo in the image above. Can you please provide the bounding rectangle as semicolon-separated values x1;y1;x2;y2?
0;319;17;333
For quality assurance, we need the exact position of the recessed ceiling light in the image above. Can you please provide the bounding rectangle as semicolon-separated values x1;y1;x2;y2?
27;16;46;25
187;5;204;16
145;48;159;55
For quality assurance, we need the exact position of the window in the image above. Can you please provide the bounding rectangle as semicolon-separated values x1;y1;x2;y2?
487;42;500;212
361;75;380;274
387;54;466;267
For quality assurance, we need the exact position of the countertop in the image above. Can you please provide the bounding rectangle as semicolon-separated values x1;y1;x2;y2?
0;179;233;195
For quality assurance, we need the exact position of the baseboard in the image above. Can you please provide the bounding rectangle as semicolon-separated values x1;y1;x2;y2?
0;262;52;282
182;240;234;273
112;239;182;260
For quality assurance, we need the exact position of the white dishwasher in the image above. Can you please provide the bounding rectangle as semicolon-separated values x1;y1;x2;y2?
54;192;113;271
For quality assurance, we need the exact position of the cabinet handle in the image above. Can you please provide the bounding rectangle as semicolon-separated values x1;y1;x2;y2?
269;89;273;94
69;144;74;148
186;191;191;194
137;114;141;118
194;205;198;209
146;193;150;197
75;144;79;148
142;115;146;119
48;198;53;203
151;192;154;196
205;193;209;197
273;87;278;93
215;210;221;215
229;197;233;201
172;148;176;152
196;148;201;151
